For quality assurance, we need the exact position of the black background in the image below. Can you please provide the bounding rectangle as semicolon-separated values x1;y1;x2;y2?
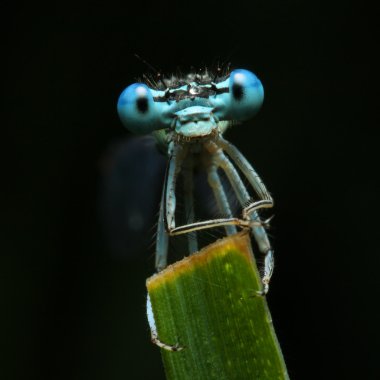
3;0;378;379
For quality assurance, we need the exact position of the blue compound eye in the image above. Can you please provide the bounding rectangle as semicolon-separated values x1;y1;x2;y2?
117;83;165;134
210;69;264;122
226;69;264;121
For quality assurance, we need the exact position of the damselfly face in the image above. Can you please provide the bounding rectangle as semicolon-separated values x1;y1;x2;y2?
117;69;264;140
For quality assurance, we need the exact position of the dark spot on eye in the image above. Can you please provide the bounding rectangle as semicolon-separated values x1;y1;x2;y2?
136;97;148;113
232;83;244;101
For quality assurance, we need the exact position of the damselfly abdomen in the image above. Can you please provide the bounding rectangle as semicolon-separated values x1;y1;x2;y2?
117;68;274;293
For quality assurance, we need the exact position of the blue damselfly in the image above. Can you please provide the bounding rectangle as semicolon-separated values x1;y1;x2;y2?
117;67;274;294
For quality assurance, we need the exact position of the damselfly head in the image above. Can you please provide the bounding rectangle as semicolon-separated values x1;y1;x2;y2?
117;69;264;138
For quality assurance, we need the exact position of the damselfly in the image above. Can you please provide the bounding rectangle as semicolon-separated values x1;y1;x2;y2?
117;67;274;293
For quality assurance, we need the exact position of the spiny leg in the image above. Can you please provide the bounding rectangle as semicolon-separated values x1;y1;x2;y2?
216;136;273;205
146;294;184;351
214;139;275;292
208;143;274;293
164;143;254;237
166;146;249;236
165;142;187;231
155;185;169;271
168;217;250;235
207;161;237;236
248;215;274;294
182;154;198;254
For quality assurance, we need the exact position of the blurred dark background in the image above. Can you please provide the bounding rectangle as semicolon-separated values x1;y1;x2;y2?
3;0;378;379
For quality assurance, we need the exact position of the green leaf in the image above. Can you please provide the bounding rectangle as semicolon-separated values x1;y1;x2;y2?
147;232;289;380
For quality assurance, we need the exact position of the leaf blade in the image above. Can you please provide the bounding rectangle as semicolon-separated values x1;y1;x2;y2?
147;232;289;380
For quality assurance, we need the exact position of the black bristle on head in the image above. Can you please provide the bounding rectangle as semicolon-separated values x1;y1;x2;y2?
142;64;233;91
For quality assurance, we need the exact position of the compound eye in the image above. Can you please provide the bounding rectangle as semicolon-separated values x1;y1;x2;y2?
117;83;163;134
228;69;264;120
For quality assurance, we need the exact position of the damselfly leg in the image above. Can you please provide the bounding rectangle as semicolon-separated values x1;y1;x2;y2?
159;138;274;293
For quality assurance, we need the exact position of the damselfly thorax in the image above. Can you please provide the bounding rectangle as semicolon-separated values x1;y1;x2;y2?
118;68;274;293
